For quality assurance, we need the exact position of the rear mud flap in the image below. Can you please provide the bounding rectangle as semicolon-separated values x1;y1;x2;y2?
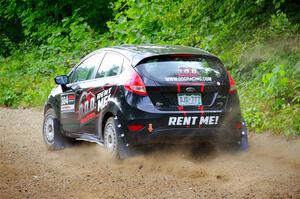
114;116;137;159
118;134;144;159
239;120;249;151
117;137;133;159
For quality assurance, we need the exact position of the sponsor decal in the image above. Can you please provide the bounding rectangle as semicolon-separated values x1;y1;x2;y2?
165;76;212;82
97;87;112;112
61;94;75;112
168;116;219;126
75;86;115;124
78;91;96;124
177;67;198;77
164;67;212;82
61;86;116;124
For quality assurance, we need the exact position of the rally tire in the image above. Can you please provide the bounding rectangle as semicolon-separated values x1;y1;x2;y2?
104;117;120;158
43;108;69;150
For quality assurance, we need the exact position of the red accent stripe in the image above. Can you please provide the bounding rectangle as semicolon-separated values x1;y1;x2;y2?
177;106;186;117
80;112;96;124
177;83;181;93
198;105;204;128
200;82;204;93
177;105;188;127
178;105;184;111
198;105;204;116
176;82;203;86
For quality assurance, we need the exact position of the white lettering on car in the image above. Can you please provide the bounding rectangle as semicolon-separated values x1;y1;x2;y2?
191;116;198;125
168;116;219;126
176;117;183;125
199;116;209;125
183;117;191;125
177;67;198;77
168;117;177;125
97;87;112;112
165;76;212;82
209;116;215;125
61;96;68;106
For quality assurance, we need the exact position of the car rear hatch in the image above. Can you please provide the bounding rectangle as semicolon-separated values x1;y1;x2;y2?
135;54;230;112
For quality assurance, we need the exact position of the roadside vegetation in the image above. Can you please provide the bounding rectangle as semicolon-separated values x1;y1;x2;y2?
0;0;299;135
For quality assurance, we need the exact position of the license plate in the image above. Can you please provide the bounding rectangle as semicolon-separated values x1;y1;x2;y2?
178;93;202;106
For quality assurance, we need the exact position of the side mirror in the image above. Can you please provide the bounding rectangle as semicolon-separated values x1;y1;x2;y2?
54;75;69;85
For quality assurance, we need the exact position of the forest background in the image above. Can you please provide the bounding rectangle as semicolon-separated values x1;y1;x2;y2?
0;0;299;135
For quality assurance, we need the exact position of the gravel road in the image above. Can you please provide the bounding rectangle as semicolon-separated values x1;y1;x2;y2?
1;108;300;199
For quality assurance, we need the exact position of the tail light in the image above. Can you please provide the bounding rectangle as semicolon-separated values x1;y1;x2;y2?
235;122;242;129
124;69;148;96
226;70;237;94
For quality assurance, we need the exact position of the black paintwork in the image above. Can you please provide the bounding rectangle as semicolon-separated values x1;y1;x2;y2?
44;44;244;146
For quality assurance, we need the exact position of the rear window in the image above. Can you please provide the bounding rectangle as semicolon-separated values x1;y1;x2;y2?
137;55;225;82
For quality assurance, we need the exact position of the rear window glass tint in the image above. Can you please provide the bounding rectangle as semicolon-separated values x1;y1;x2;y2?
137;56;225;82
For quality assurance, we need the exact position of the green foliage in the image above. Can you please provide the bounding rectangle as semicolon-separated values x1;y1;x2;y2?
106;0;300;135
261;65;289;101
0;0;299;136
0;15;107;107
107;0;299;51
0;0;115;57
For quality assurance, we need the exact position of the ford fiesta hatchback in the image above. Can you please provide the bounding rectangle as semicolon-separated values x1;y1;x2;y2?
43;44;248;158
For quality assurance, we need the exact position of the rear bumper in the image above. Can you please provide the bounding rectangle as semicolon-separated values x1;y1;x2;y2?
124;127;241;146
118;93;244;146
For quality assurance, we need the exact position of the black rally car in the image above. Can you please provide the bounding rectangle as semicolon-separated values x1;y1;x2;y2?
43;45;248;157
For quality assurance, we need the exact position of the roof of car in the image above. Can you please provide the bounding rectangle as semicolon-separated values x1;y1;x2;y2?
95;44;217;66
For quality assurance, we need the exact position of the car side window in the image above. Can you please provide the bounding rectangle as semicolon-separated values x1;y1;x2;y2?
71;53;104;83
96;53;124;79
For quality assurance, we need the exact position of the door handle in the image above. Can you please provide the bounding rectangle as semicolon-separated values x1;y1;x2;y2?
75;89;83;95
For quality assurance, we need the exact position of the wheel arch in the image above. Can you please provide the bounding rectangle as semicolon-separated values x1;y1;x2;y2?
101;112;115;138
44;96;60;119
44;103;52;115
97;98;125;141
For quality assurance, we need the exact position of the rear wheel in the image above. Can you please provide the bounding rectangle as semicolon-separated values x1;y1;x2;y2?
104;117;119;158
43;108;69;150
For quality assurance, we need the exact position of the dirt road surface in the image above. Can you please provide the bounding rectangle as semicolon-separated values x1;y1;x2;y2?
1;108;300;199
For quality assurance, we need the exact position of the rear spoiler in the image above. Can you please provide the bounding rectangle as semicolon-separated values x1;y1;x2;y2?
132;54;219;67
